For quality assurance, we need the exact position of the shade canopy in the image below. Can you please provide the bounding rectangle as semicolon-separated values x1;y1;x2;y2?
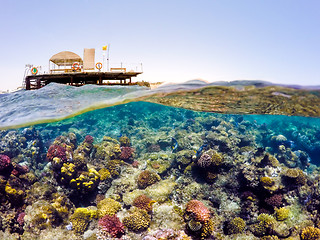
50;51;83;66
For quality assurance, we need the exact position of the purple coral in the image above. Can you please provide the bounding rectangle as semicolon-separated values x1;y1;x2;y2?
84;135;94;144
265;194;283;207
98;214;125;238
120;146;134;161
0;154;11;171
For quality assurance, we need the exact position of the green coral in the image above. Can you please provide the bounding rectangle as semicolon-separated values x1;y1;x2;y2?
70;207;97;234
119;136;130;147
123;208;151;232
226;217;246;234
60;163;76;181
97;198;122;218
98;168;111;181
253;213;276;237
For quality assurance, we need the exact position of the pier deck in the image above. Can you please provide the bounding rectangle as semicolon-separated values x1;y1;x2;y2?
24;71;142;90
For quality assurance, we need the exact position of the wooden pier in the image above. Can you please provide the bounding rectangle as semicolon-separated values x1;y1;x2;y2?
24;71;142;90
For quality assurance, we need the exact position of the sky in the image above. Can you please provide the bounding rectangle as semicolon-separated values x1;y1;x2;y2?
0;0;319;91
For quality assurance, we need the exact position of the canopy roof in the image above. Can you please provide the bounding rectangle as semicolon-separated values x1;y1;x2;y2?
50;51;83;66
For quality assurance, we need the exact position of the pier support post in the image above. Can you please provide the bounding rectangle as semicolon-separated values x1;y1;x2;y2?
37;79;41;89
26;79;30;90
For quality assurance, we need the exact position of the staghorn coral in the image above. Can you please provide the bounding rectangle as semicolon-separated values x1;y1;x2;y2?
226;217;246;235
137;170;161;189
123;208;151;232
301;226;320;240
97;198;122;218
133;194;156;213
70;207;97;234
98;214;125;238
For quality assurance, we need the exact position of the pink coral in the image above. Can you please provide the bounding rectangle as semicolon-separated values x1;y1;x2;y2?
98;214;125;238
17;212;25;226
0;154;11;171
186;200;211;223
84;135;94;144
197;153;212;168
11;163;29;176
46;144;67;162
120;146;134;161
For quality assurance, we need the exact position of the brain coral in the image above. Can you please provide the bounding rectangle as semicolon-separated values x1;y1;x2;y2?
137;170;161;189
185;200;211;223
97;198;122;218
301;226;320;240
123;208;151;232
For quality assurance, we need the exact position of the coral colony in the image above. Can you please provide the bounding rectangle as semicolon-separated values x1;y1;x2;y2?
0;101;319;240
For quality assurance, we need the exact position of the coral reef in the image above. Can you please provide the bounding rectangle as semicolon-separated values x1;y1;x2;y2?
123;208;151;232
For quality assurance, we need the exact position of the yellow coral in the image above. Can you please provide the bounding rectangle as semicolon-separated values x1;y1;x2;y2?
123;208;150;232
70;207;97;234
60;163;76;179
97;198;121;218
201;219;214;240
301;226;320;240
275;207;290;221
260;236;279;240
227;217;246;234
260;177;275;186
98;168;111;181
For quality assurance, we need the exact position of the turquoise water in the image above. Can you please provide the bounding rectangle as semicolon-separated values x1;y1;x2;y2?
1;83;320;239
26;101;320;166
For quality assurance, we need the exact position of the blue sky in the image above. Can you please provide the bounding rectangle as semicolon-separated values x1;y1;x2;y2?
0;0;319;90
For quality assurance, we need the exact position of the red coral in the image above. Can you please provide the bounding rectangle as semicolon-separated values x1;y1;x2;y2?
186;200;211;223
0;154;11;171
84;135;94;144
133;194;154;212
46;144;67;162
120;146;134;161
98;214;125;238
132;160;139;168
265;194;283;207
11;163;29;176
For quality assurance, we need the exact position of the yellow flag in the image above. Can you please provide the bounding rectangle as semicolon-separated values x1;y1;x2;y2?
102;45;107;51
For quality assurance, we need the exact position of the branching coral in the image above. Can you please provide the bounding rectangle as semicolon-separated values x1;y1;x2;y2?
300;226;320;240
275;207;290;221
98;214;124;238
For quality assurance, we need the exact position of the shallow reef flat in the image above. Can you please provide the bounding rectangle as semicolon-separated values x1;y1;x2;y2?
0;101;320;240
140;85;320;117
